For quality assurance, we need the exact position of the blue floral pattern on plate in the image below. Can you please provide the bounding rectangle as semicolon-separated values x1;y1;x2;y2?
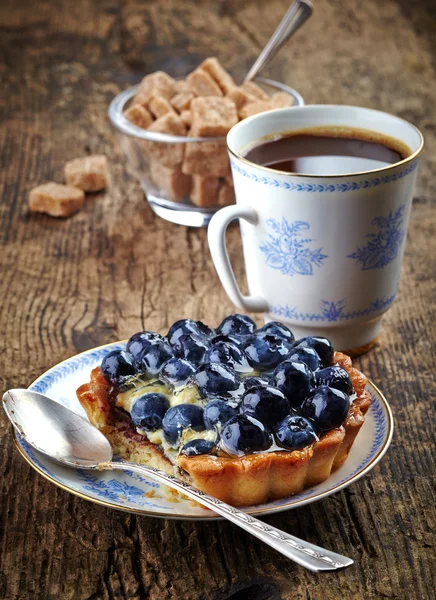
260;218;327;276
348;206;406;270
270;293;396;322
15;343;393;519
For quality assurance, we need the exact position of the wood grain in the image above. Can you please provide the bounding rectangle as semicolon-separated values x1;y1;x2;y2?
0;0;435;598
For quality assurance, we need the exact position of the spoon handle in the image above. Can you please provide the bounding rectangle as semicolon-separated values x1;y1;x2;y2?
244;0;313;84
110;461;353;572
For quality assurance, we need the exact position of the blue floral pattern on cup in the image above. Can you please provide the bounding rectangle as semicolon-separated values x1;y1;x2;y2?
230;158;419;192
270;293;397;322
348;206;406;270
260;218;327;276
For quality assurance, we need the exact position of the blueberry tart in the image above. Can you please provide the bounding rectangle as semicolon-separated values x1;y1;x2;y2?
77;316;371;506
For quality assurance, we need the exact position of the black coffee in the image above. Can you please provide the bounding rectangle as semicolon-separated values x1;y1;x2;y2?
243;127;411;175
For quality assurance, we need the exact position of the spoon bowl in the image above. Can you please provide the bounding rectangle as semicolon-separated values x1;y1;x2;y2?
2;389;113;467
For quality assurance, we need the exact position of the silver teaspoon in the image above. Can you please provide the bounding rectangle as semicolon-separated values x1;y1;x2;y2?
3;389;353;572
244;0;313;83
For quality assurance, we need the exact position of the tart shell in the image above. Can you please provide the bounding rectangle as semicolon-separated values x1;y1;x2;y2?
76;352;371;506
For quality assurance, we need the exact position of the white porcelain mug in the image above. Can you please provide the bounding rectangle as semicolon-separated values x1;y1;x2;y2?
208;105;423;352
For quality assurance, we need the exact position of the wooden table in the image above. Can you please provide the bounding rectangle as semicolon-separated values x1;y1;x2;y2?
1;1;435;598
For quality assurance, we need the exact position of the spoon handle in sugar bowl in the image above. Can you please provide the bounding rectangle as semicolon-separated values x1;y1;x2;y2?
244;0;313;84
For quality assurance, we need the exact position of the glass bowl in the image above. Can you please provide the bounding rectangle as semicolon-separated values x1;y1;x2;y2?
108;77;304;227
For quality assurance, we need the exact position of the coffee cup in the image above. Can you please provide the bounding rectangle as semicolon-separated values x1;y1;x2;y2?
207;105;423;353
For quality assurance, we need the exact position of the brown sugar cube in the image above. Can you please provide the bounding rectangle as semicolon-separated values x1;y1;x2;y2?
124;104;153;129
180;110;192;127
190;175;220;207
225;174;234;187
171;92;195;113
226;86;257;109
187;69;223;97
190;97;238;137
134;71;177;106
174;80;192;93
217;183;236;206
145;112;187;166
239;100;273;120
271;92;293;108
65;155;109;192
182;139;230;177
148;95;176;118
29;182;84;217
200;57;235;94
150;160;192;201
241;81;269;100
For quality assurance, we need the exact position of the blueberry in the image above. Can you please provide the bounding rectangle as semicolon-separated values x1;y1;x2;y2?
180;439;216;457
257;322;295;342
101;350;136;389
160;357;195;387
274;415;318;450
203;399;237;429
220;415;271;456
270;360;314;408
130;393;170;431
288;346;321;371
301;385;350;431
193;363;241;398
204;341;252;372
295;336;334;367
167;319;214;346
241;376;270;394
217;314;257;337
210;333;246;347
172;333;209;364
162;404;205;447
138;339;174;376
315;366;353;395
240;385;290;427
126;331;164;361
243;332;293;370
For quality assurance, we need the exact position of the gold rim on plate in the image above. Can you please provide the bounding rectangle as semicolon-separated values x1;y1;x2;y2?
13;344;394;520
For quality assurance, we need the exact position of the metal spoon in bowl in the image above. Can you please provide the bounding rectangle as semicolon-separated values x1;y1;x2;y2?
2;389;353;572
243;0;313;84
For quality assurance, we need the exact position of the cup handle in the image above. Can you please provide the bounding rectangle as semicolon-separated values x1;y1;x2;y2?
208;205;268;313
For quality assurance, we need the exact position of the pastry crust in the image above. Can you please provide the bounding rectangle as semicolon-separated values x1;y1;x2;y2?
76;352;370;506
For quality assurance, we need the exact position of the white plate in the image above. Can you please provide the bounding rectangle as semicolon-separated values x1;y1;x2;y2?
15;342;393;520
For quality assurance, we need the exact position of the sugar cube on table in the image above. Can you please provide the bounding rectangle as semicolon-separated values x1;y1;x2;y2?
134;71;177;106
217;182;236;206
241;81;270;100
182;139;230;178
190;175;220;207
271;92;293;108
124;104;153;129
187;69;223;97
150;160;192;201
144;113;187;167
29;182;84;217
239;100;273;120
171;92;195;113
64;155;110;192
190;97;238;137
148;95;176;118
199;57;236;94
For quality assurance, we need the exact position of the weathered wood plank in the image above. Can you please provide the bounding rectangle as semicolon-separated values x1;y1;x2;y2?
0;0;435;599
